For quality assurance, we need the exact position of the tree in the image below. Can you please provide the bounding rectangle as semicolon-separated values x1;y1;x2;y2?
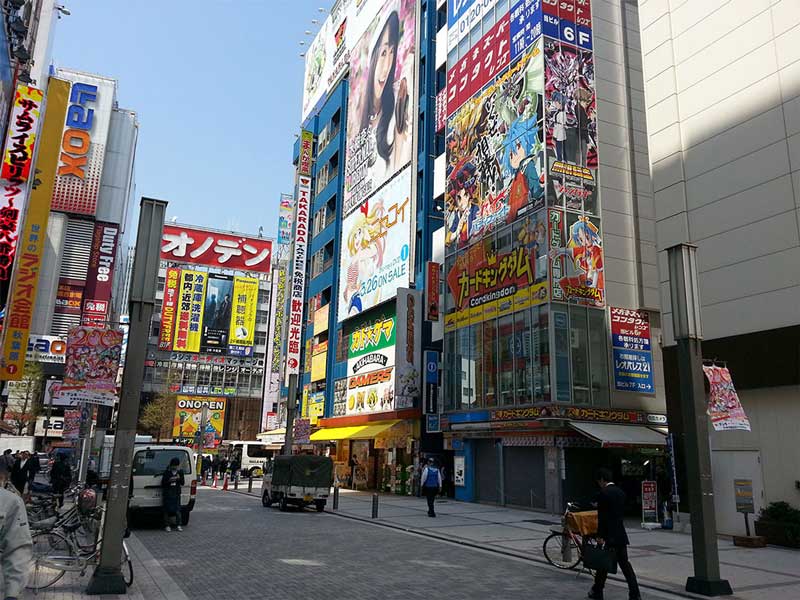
138;395;175;443
3;362;44;436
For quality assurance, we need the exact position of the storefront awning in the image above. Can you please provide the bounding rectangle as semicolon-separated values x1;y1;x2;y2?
309;420;400;442
569;422;666;448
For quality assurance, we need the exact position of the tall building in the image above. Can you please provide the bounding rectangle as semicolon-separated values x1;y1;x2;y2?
638;0;800;534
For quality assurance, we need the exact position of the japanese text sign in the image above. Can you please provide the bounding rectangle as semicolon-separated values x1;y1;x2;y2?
1;85;43;182
82;221;119;325
173;270;207;353
510;0;543;60
60;326;123;406
271;268;286;374
613;348;654;393
542;0;593;49
160;224;272;273
228;276;258;356
299;130;314;178
159;267;181;350
286;172;311;380
610;307;651;351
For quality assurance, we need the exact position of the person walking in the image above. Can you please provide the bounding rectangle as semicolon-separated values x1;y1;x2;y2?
10;451;35;495
588;467;641;600
50;453;72;507
161;457;185;532
0;481;32;599
420;458;442;517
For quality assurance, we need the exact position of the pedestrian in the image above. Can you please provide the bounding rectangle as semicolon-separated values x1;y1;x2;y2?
349;454;359;489
0;449;10;480
50;453;72;507
219;456;229;479
420;458;442;517
0;481;32;599
212;454;221;477
230;455;241;482
161;457;185;532
10;451;36;495
588;467;641;600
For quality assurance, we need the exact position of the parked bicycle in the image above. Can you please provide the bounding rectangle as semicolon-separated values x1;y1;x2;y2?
542;501;598;570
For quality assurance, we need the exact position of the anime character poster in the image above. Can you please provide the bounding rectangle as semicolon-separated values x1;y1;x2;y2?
543;37;598;214
60;326;124;406
343;0;416;216
548;209;605;307
338;166;412;322
445;41;545;253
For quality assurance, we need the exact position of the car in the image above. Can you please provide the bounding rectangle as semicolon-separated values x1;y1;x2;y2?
128;445;197;526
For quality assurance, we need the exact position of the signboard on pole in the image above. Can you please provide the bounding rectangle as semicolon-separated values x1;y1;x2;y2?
60;326;123;406
424;350;439;414
425;261;440;321
734;479;754;514
641;480;658;525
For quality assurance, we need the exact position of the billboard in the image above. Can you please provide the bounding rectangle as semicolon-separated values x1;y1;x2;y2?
171;396;226;447
270;268;286;374
160;224;272;274
0;78;70;379
343;0;416;215
346;309;397;415
285;166;311;379
51;71;116;216
228;276;258;356
277;193;294;263
306;392;325;425
60;326;123;406
82;221;119;325
548;209;604;307
55;280;83;315
26;335;67;364
159;267;181;350
200;273;233;354
394;288;421;409
338;165;412;321
447;0;500;52
445;42;545;252
173;270;207;353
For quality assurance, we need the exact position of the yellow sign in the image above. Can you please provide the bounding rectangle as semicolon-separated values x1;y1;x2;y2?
313;304;329;335
172;270;206;352
171;396;226;448
229;276;257;352
1;78;69;379
311;351;327;382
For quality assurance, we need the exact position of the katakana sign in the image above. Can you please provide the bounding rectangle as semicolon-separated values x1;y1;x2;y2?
610;307;651;351
160;224;272;273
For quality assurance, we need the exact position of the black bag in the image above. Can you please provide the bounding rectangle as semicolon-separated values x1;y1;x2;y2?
582;542;618;574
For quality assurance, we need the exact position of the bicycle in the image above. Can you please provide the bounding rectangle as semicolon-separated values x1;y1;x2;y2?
27;505;133;591
542;502;598;570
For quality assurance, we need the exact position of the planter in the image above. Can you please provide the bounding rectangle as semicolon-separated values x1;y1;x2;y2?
754;519;800;548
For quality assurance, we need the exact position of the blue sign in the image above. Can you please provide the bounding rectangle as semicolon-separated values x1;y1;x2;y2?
448;0;477;27
613;348;654;393
612;333;651;352
542;16;593;50
425;350;439;384
426;414;441;434
510;0;543;60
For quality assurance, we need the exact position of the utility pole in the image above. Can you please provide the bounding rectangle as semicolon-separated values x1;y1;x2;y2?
282;375;296;455
87;198;166;594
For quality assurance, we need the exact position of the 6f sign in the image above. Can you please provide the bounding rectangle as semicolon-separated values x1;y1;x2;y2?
58;83;98;179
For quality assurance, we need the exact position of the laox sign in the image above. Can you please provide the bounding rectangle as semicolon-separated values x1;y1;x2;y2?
58;83;99;179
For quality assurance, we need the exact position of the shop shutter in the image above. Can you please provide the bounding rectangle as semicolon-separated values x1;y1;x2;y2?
59;218;95;281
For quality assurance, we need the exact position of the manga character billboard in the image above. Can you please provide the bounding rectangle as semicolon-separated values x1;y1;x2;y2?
445;42;545;252
544;37;598;214
60;326;123;407
548;209;604;306
343;0;416;215
200;273;233;355
338;165;412;321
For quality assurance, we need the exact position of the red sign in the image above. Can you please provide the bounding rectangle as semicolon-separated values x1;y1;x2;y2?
55;280;83;315
426;261;440;321
81;221;118;325
447;12;510;117
285;173;310;379
610;307;651;352
435;88;447;134
160;224;272;273
159;267;180;350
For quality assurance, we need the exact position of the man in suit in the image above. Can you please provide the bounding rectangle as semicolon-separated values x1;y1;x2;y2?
10;451;37;495
589;467;641;600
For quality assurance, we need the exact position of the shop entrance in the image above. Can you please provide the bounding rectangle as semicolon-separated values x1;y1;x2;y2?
475;439;500;504
503;446;546;509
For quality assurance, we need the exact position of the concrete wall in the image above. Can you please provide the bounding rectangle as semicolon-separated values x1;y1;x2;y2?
638;0;800;344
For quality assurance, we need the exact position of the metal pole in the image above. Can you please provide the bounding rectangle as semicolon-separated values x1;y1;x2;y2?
371;493;378;519
282;374;297;455
87;198;166;595
333;485;339;510
248;474;253;493
42;379;55;451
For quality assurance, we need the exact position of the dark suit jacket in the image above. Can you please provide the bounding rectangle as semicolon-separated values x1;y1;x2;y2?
596;483;629;546
10;458;37;488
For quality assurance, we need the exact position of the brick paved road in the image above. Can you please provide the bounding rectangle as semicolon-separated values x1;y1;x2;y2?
134;488;682;600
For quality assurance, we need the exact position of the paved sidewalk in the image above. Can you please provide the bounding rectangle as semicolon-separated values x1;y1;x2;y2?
232;482;800;600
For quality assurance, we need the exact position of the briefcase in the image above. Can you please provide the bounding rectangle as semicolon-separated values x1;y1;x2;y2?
582;542;618;574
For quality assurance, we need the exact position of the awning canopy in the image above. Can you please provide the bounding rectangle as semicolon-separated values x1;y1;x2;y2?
569;422;666;448
309;420;400;442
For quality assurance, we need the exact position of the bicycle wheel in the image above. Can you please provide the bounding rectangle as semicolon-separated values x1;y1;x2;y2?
122;540;134;587
543;532;582;570
28;530;73;590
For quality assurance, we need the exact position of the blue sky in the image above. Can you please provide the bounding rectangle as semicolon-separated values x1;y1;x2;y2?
51;0;326;238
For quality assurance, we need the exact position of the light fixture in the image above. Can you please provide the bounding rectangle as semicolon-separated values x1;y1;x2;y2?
300;53;305;58
667;243;702;340
299;41;305;46
55;3;70;15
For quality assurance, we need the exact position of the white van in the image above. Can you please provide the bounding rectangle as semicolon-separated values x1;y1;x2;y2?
220;440;278;477
128;445;197;525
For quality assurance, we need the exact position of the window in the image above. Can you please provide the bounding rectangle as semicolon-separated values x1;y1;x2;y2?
514;309;532;405
211;367;224;386
336;330;348;363
553;308;571;402
588;309;610;407
132;449;191;476
570;306;591;404
254;332;267;346
317;124;330;151
483;319;498;407
198;366;211;386
534;306;550;402
498;314;514;406
246;444;272;458
310;249;325;278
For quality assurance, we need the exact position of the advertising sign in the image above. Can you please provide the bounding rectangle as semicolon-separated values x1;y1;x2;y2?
346;309;396;415
270;268;286;374
610;307;651;351
424;350;439;414
55;279;83;315
394;288;421;410
454;454;465;486
612;348;654;393
641;480;658;524
314;303;330;336
734;479;755;514
26;335;67;364
338;166;412;321
0;78;69;380
277;193;294;262
160;224;272;273
510;0;543;60
228;276;258;357
285;167;311;380
311;347;327;383
542;0;593;50
159;267;181;351
200;273;233;354
63;408;81;440
548;210;604;306
703;365;751;431
445;43;544;251
60;326;123;406
43;378;70;407
426;413;441;433
34;415;64;438
172;396;226;448
343;0;416;215
173;270;207;353
307;391;325;425
82;221;119;325
447;0;500;52
51;71;115;216
425;261;440;321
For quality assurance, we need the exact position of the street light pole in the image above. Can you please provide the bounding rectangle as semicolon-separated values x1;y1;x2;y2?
667;243;732;597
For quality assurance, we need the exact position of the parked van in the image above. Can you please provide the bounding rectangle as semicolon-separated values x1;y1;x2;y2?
220;440;278;477
128;445;196;525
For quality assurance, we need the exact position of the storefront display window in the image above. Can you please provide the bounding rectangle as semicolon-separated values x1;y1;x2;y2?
570;305;591;404
498;314;514;406
483;319;498;407
553;308;571;402
588;308;610;407
534;306;550;402
514;309;532;405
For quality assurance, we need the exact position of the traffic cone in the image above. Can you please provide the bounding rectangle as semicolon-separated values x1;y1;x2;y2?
212;473;218;488
222;474;229;491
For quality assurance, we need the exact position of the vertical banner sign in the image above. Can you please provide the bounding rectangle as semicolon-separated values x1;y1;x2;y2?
172;270;207;353
271;268;286;374
200;273;233;354
228;276;258;357
60;326;123;406
159;267;181;350
395;288;422;410
277;193;294;263
703;365;751;431
285;130;313;382
82;221;119;325
52;71;115;216
425;261;440;321
610;307;654;393
424;349;439;414
1;78;70;380
641;480;658;524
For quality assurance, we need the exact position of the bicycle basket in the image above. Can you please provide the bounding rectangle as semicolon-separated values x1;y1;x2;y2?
566;510;598;536
78;488;97;514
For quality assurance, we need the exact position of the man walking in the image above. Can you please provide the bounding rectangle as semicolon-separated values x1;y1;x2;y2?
420;458;442;517
161;457;185;532
10;451;35;495
589;467;641;600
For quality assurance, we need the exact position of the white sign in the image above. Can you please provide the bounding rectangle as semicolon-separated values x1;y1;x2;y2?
285;170;311;381
454;454;465;487
26;335;67;364
34;416;64;437
447;0;500;52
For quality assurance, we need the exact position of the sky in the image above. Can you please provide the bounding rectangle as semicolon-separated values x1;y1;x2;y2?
50;0;327;239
